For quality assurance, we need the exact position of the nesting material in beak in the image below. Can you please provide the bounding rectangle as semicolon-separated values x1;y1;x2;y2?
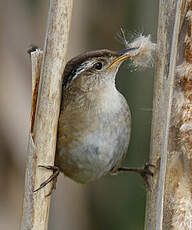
108;34;156;70
127;35;156;68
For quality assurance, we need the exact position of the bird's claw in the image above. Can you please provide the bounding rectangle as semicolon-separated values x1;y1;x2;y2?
33;165;60;196
139;163;155;190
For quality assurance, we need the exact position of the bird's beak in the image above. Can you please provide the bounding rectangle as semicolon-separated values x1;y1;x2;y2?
107;47;138;70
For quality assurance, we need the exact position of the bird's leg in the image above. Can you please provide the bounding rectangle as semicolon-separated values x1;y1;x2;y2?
117;163;155;190
33;165;60;196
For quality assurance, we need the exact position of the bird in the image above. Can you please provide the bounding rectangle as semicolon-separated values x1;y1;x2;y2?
34;48;154;195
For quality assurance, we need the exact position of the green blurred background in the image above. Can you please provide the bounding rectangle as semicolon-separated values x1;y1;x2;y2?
0;0;158;229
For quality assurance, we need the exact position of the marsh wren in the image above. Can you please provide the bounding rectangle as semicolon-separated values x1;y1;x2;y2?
34;48;153;194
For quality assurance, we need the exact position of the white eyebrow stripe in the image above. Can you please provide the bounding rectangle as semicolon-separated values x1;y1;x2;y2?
63;60;95;89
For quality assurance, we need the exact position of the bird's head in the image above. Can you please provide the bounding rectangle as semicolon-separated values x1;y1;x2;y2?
62;48;137;92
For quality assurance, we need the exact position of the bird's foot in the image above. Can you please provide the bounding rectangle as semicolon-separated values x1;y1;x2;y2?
33;165;60;197
117;163;155;190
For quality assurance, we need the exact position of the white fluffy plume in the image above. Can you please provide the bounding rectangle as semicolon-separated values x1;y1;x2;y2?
127;35;156;67
119;30;156;68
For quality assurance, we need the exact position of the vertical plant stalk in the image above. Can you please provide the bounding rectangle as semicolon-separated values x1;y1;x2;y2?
31;50;43;133
21;1;73;230
21;49;43;230
145;0;188;230
164;1;192;229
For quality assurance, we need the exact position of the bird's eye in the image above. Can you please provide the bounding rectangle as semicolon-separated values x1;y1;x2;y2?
93;62;103;70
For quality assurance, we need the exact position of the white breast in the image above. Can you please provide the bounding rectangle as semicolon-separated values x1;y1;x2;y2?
56;85;131;183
